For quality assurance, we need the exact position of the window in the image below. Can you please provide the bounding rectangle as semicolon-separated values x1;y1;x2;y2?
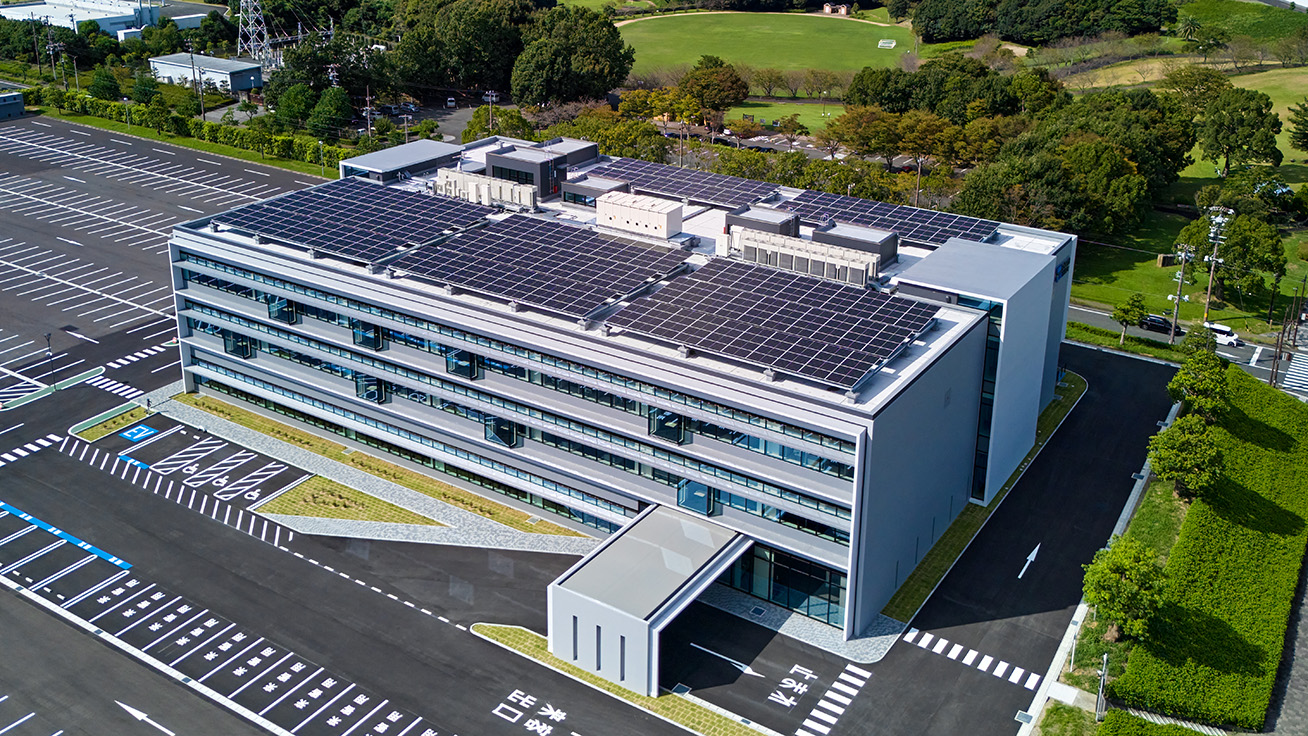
648;408;687;445
223;331;254;359
492;165;534;186
563;191;596;207
355;373;388;404
677;480;718;516
484;415;523;448
351;319;385;351
446;348;482;380
722;544;846;626
267;296;299;324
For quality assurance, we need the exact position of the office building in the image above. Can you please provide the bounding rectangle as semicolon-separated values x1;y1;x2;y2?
169;139;1074;695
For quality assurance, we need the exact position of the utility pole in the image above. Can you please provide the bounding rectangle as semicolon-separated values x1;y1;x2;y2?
365;84;373;136
1170;243;1190;345
187;41;206;119
47;24;65;91
1202;206;1232;325
30;15;42;76
1294;275;1306;350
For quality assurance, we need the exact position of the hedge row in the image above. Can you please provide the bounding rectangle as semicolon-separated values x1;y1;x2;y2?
1096;711;1202;736
1110;367;1308;729
26;87;348;169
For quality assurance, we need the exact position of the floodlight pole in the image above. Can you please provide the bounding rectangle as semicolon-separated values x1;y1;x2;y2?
187;42;206;119
43;332;53;384
30;14;42;76
318;139;324;176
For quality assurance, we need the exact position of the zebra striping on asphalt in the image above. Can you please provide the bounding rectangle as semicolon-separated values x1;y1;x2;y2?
902;627;1042;691
148;438;229;476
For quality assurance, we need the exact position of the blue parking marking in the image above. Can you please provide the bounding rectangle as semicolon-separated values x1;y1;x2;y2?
120;425;158;442
0;500;130;570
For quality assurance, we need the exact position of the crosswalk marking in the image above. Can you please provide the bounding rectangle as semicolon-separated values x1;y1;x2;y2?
901;628;1041;691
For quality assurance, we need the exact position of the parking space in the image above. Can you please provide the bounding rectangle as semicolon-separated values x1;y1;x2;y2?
93;415;310;509
0;125;290;207
0;172;177;253
0;240;173;332
0;488;447;736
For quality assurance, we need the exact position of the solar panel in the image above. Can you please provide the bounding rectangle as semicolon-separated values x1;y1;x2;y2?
607;259;938;389
780;190;999;247
389;215;691;318
213;178;496;264
587;159;778;209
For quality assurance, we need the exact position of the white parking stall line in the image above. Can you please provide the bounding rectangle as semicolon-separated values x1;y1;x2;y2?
228;651;295;698
61;569;129;609
141;607;211;652
0;540;67;576
113;595;184;637
0;712;35;734
168;621;237;666
199;636;266;682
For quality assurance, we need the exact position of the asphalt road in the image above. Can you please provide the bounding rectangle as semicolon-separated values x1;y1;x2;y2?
656;343;1177;736
1069;304;1279;378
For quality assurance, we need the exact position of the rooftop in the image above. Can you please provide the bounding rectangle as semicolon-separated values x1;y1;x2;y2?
339;139;462;174
556;506;742;620
150;52;261;74
896;238;1052;301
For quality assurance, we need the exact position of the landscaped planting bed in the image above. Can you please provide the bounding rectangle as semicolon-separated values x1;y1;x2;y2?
1110;368;1308;729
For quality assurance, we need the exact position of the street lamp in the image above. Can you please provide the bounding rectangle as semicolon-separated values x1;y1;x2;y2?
43;332;52;385
318;140;324;177
122;96;131;131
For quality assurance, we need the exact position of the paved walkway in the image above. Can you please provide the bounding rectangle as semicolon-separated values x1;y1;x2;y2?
1265;541;1308;734
138;381;597;556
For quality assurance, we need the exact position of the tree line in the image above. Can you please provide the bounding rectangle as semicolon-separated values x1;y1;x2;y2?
908;0;1177;45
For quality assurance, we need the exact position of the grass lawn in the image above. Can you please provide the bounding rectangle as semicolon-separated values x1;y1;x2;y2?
1111;368;1308;729
727;100;842;132
474;624;764;736
26;107;333;179
881;371;1087;621
1070;212;1305;341
1037;702;1098;736
620;12;914;73
173;392;584;537
1181;0;1308;43
257;475;444;526
76;406;150;442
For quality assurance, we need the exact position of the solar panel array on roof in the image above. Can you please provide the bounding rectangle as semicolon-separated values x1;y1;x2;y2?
389;215;691;318
607;259;938;388
587;159;778;209
213;178;496;264
781;190;999;246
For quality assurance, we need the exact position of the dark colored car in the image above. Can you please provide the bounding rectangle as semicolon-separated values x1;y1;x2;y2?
1140;314;1183;335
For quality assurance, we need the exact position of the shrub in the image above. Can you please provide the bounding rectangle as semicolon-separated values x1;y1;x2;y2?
1098;710;1201;736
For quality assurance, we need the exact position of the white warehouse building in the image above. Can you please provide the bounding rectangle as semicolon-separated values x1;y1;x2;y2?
168;139;1075;697
149;52;262;93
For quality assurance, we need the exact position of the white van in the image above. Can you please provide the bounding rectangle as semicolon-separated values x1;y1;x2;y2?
1203;322;1243;347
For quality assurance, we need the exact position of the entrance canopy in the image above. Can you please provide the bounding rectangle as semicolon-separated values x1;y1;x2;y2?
548;506;753;696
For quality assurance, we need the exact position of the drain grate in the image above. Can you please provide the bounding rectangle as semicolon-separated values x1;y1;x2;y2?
1014;711;1033;724
672;683;691;695
750;606;766;617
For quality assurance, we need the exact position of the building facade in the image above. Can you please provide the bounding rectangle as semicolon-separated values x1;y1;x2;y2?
149;53;262;93
169;140;1074;693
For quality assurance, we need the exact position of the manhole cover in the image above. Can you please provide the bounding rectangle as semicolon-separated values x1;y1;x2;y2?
59;325;79;332
750;606;766;617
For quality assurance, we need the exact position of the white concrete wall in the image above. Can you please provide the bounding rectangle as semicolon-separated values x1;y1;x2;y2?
847;317;986;633
982;258;1056;502
548;585;653;695
596;194;681;239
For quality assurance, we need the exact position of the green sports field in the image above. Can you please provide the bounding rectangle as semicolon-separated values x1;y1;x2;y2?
620;12;913;73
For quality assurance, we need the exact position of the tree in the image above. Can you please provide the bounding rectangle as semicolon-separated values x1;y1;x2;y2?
306;87;354;140
1186;26;1230;64
510;6;634;106
1112;293;1148;346
276;83;319;131
1168;350;1228;422
1176;13;1201;41
130;72;159;104
543;108;668;163
831;106;901;169
174;90;200;118
1179;327;1217;356
887;0;909;20
803;68;840;100
1290;97;1308;155
1149;414;1224;499
754;67;784;98
724;117;763;147
776;113;809;151
898;110;946;206
238;100;258;122
436;0;534;91
1199;88;1282;177
42;86;66;113
461;104;535;143
145;93;170;133
679;56;749;124
814;126;843;159
88;65;120;101
1157;65;1232;118
1082;536;1167;640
